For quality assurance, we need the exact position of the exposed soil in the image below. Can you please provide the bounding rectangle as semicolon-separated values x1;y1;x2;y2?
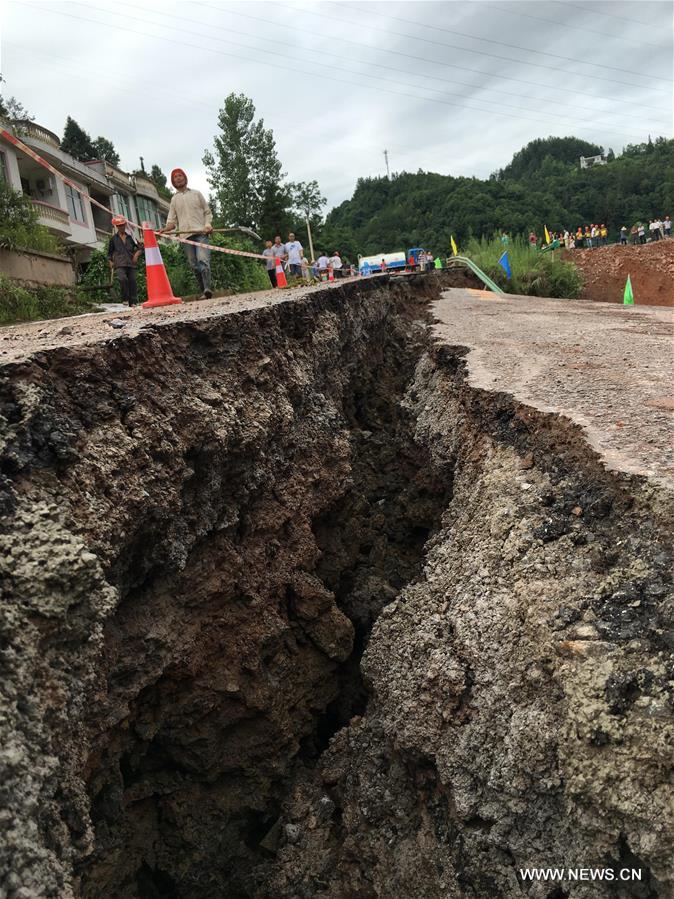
569;240;674;306
1;276;672;898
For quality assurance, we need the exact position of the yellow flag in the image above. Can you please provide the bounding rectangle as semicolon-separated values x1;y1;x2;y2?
451;235;458;256
544;225;551;245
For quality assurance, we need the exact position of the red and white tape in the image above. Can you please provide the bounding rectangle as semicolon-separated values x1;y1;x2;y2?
1;129;266;260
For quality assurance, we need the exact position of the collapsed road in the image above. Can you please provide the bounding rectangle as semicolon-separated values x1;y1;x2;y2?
0;275;672;898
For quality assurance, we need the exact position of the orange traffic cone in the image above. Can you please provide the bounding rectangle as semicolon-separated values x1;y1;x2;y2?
275;256;287;288
328;265;334;282
141;222;182;308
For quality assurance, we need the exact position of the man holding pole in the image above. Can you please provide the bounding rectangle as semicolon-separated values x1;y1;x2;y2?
108;215;141;306
156;168;213;299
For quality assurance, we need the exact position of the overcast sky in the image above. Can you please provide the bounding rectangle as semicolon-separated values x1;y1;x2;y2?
1;0;672;211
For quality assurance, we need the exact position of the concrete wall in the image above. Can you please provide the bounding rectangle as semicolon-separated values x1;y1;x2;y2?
0;247;75;287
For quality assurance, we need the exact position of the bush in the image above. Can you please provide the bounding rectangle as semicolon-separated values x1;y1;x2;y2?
79;232;269;302
0;274;96;324
0;182;64;255
465;236;583;298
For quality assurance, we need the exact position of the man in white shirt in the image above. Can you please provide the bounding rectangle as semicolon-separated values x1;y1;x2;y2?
284;232;303;277
157;168;213;298
329;251;343;277
317;253;330;279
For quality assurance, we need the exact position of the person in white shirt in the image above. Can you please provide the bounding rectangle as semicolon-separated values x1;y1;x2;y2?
157;167;213;298
317;253;330;279
665;216;672;237
284;232;303;276
329;251;343;277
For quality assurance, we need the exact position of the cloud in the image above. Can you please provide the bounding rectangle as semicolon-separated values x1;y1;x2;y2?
2;0;672;208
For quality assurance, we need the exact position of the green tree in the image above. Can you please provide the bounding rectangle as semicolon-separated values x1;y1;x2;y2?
91;136;120;167
61;117;95;161
203;93;290;236
149;164;172;200
289;180;326;225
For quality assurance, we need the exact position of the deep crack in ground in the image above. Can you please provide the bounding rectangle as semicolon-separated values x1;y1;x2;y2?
0;275;672;898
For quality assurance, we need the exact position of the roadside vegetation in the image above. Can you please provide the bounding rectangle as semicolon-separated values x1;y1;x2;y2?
0;182;64;255
465;236;583;298
0;274;96;324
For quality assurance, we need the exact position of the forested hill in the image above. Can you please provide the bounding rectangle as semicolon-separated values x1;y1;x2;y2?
321;136;674;257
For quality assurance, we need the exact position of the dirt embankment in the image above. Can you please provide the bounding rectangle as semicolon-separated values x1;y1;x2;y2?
1;277;672;898
570;240;674;306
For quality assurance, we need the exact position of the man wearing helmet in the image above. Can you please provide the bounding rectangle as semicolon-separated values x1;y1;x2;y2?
157;168;213;299
108;215;141;306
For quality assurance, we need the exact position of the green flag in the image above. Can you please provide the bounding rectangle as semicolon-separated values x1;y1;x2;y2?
623;274;634;305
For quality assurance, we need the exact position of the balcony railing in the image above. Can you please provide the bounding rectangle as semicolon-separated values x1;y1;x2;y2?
95;227;111;243
31;199;71;231
15;120;61;148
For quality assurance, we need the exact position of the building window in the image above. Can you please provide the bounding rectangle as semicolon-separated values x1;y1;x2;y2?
114;193;132;219
136;194;162;228
0;151;6;184
65;184;86;223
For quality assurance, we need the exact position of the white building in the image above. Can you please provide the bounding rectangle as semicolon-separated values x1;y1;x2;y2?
579;154;608;170
0;119;170;263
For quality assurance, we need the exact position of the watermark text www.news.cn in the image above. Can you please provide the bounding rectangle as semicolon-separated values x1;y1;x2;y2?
519;867;643;883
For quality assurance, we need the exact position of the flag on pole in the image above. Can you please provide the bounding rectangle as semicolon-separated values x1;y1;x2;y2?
623;274;634;305
544;224;551;245
451;235;458;256
498;250;512;279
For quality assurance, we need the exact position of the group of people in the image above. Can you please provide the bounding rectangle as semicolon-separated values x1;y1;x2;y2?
262;235;352;286
522;216;672;253
107;166;213;306
619;218;671;245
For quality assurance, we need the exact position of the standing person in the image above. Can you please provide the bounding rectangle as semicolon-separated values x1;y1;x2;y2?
284;232;303;277
657;217;665;239
649;219;659;241
272;235;285;263
380;258;388;272
638;222;646;244
426;250;434;271
156;168;213;299
575;226;583;247
329;251;343;278
619;226;628;245
108;215;141;306
600;224;608;245
584;225;592;248
630;225;639;245
665;215;672;237
262;239;277;288
317;252;330;279
300;255;312;282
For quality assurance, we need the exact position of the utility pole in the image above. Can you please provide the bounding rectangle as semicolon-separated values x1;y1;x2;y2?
305;213;315;262
383;149;390;179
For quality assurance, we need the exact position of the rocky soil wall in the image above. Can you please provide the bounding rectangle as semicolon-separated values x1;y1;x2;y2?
0;276;672;898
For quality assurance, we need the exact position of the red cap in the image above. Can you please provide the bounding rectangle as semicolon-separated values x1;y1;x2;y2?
170;168;187;186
